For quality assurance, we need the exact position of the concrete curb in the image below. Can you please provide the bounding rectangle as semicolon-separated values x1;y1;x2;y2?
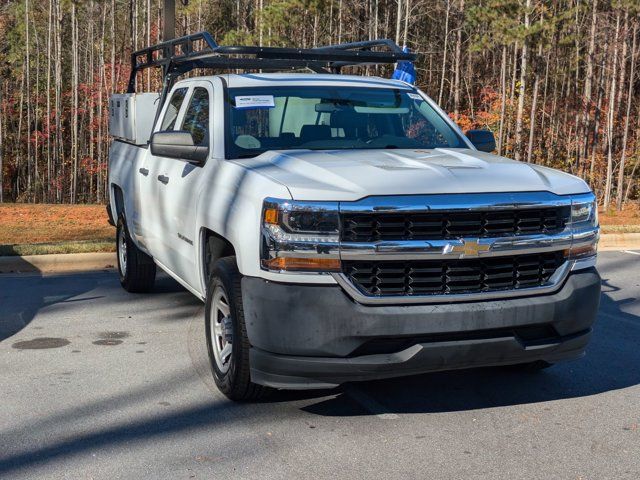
0;252;117;274
598;232;640;251
0;233;638;275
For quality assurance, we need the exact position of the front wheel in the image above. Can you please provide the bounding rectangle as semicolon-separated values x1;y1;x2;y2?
205;256;268;401
116;215;156;293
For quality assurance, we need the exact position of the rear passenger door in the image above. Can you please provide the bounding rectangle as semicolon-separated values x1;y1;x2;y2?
160;81;213;289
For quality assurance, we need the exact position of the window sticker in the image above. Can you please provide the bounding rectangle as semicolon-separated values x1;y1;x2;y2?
234;95;276;109
407;92;424;101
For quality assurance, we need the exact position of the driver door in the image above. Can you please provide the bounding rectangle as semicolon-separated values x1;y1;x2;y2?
144;85;190;266
156;81;213;289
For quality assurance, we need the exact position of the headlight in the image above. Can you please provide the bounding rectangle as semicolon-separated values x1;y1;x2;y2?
261;198;340;273
571;200;597;228
568;198;599;260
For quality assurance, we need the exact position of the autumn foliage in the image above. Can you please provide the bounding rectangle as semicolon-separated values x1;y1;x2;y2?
0;0;638;211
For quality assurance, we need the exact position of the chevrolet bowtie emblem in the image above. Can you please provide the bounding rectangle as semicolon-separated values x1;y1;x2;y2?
449;239;491;257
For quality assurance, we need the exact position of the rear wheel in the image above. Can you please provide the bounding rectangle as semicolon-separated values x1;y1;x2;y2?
116;215;156;293
205;256;268;401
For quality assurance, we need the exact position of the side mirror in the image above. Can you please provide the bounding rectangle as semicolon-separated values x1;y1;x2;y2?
466;129;496;153
150;130;208;164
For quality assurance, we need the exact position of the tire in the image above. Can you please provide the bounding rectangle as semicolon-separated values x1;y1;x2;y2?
116;215;156;293
507;360;554;372
204;255;268;401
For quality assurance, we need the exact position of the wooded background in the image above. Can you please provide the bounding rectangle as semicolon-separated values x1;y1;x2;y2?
0;0;638;209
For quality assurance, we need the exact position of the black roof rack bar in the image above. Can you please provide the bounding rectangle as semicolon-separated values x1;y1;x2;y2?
128;31;416;93
173;57;341;73
176;47;412;66
131;31;218;70
128;32;218;91
311;39;404;52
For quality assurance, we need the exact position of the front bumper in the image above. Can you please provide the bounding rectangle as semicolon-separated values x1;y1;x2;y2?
242;268;601;389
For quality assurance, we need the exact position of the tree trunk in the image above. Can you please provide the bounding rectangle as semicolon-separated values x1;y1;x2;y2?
527;47;541;164
438;0;451;106
403;0;410;47
0;85;3;203
526;15;544;164
497;45;507;155
616;10;629;118
506;41;519;154
603;13;621;210
453;0;464;117
25;0;32;197
46;0;52;202
111;0;116;94
395;0;403;46
71;2;79;203
55;0;62;202
514;0;530;162
616;21;637;209
147;0;152;90
338;0;342;42
582;0;597;164
624;116;640;202
590;42;608;187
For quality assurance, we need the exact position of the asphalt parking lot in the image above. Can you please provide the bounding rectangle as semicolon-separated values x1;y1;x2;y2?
0;251;638;479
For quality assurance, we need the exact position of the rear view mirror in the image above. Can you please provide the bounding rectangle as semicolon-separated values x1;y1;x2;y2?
315;103;341;113
466;129;496;153
150;130;208;164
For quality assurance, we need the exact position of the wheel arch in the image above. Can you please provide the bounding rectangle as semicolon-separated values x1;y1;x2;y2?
110;183;125;219
200;228;237;292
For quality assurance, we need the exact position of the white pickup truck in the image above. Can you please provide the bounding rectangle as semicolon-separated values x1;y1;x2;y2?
108;33;601;400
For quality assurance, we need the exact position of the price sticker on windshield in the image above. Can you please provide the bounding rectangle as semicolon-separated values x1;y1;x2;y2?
234;95;276;109
407;93;424;101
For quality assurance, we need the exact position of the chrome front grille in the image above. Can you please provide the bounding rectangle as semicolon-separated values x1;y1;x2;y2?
342;251;565;297
341;207;571;242
331;192;596;305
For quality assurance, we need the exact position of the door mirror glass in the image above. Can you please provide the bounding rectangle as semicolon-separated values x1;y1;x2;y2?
150;131;208;164
465;129;496;153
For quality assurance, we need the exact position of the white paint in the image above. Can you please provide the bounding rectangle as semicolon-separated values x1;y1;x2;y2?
109;73;594;295
108;92;160;145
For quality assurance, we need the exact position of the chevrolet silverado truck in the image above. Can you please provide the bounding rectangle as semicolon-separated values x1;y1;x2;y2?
108;33;601;400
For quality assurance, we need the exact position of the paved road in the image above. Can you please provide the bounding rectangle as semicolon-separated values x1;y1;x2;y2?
0;251;638;480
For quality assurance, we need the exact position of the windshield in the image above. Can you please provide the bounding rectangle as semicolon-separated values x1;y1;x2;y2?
225;86;466;158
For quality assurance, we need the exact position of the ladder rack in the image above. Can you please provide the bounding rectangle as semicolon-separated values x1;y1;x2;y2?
127;32;416;93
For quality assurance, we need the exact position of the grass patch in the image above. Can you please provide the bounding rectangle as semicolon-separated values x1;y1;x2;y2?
600;225;640;234
599;203;640;227
0;203;113;245
0;240;115;257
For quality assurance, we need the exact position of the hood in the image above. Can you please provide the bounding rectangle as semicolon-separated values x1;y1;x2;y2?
232;148;590;201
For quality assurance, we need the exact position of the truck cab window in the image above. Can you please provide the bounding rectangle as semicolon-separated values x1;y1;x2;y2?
160;87;188;131
225;86;466;159
181;87;210;146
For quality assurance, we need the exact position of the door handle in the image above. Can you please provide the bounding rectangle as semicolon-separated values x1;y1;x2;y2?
138;167;149;176
157;175;169;184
